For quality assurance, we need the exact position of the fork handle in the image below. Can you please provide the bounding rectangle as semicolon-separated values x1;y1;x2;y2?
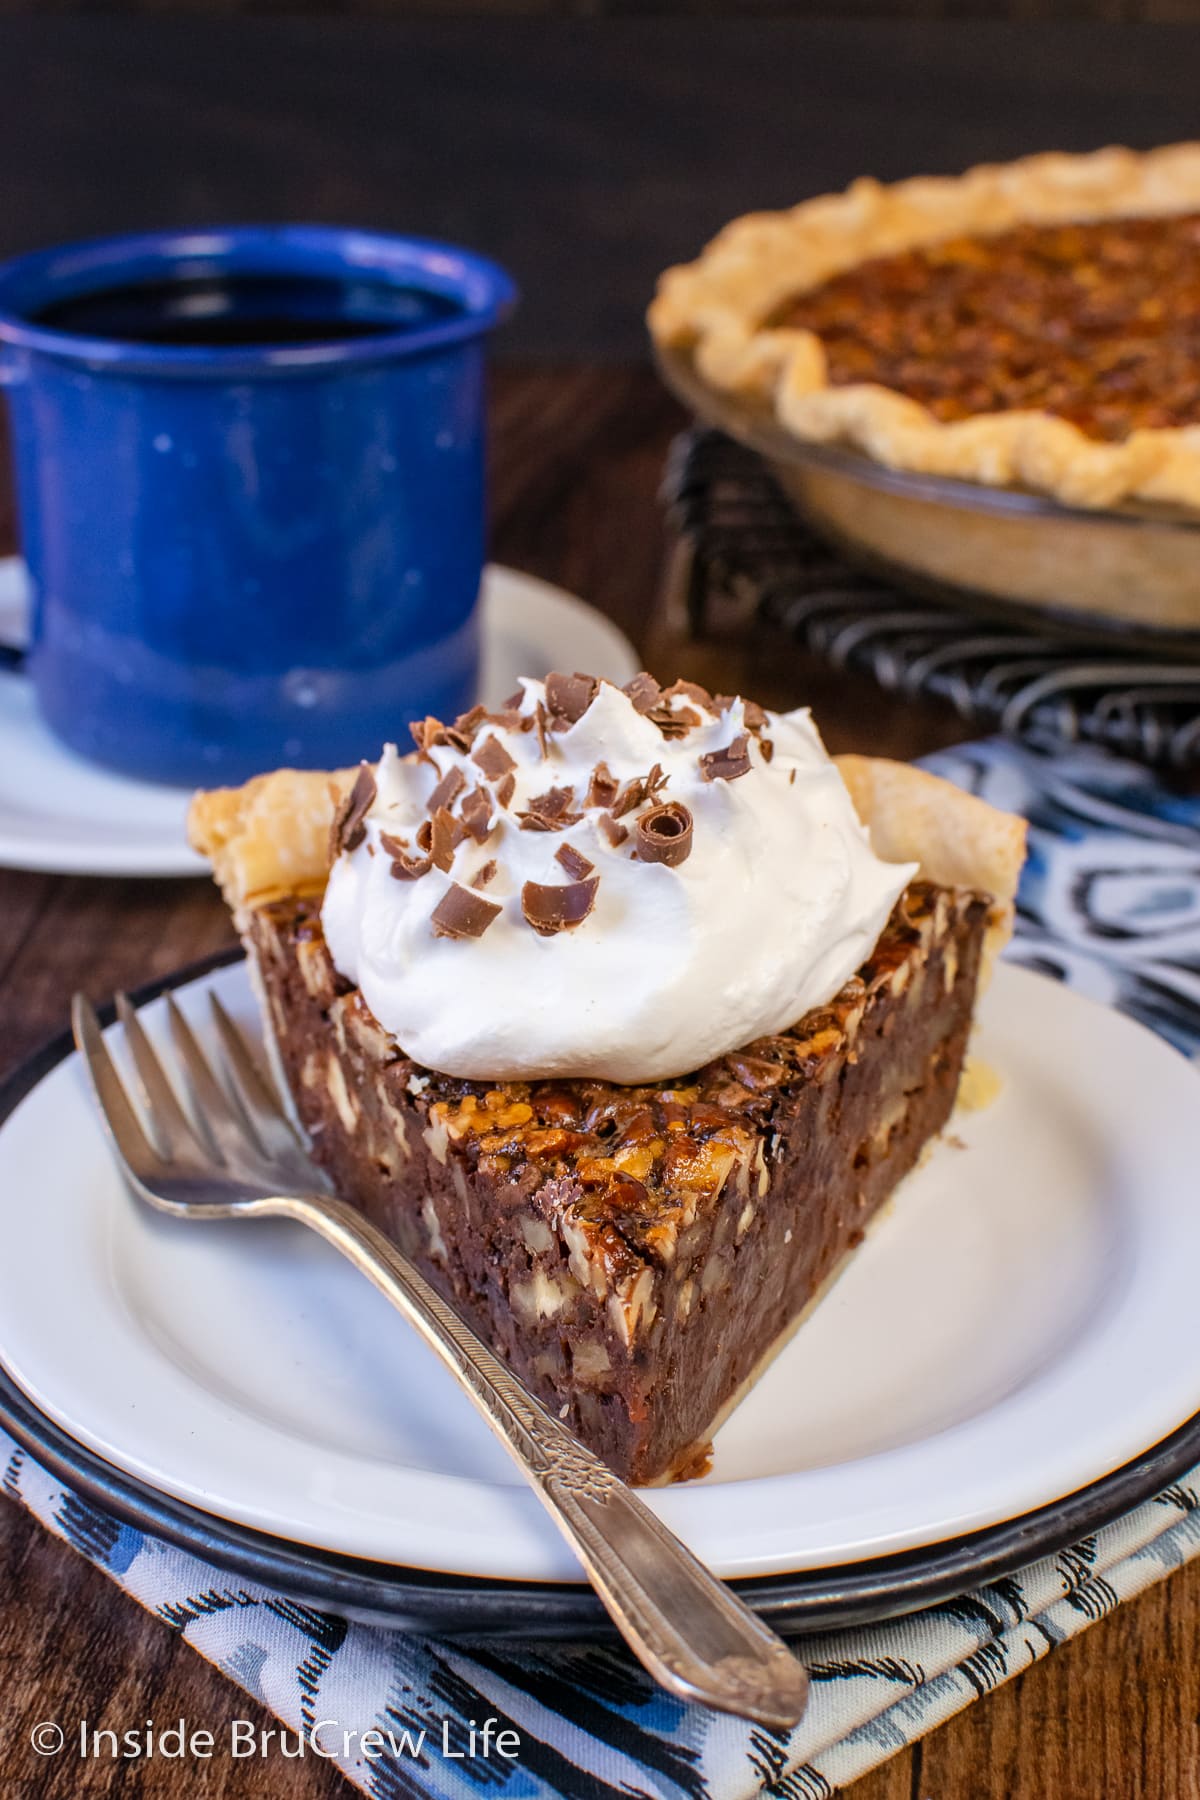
265;1192;808;1730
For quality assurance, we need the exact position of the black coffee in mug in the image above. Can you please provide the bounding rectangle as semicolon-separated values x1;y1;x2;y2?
33;272;463;348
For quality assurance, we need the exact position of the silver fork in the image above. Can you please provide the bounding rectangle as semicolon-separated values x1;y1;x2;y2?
71;986;810;1730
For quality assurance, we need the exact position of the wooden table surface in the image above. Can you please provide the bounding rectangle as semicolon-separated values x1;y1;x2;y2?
1;364;1197;1800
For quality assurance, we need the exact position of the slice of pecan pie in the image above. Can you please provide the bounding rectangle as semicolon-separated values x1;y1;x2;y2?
650;142;1200;509
190;677;1024;1485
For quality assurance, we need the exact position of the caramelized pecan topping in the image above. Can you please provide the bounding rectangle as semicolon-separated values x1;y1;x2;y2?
635;802;693;867
431;882;502;940
699;735;751;782
521;877;599;936
329;763;376;859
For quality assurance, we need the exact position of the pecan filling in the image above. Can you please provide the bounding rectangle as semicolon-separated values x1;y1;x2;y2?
769;212;1200;442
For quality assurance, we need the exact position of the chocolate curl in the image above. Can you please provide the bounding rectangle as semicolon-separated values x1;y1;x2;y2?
586;761;619;809
623;672;662;713
521;877;599;937
471;734;517;779
555;842;595;880
661;678;718;714
447;703;489;748
646;702;700;739
380;831;432;880
427;765;466;813
431;882;502;940
329;763;376;859
612;762;668;818
429;807;465;872
544;671;598;727
699;734;751;782
409;716;448;764
517;786;582;832
460;786;494;843
635;802;693;867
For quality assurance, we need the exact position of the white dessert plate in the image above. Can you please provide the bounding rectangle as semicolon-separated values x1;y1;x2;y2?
0;559;638;879
0;957;1197;1584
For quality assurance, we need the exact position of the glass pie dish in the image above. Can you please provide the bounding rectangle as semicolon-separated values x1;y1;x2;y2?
658;346;1200;648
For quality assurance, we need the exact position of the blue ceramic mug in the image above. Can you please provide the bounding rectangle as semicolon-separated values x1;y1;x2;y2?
0;227;516;785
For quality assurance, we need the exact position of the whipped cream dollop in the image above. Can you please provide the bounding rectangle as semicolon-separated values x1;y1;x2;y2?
321;674;916;1083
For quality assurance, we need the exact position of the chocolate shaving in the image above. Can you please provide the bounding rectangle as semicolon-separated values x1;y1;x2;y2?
662;678;718;714
416;819;433;852
409;716;448;763
556;842;595;880
472;859;498;888
623;672;662;714
760;737;775;763
460;785;494;843
544;671;597;727
380;831;432;880
521;876;599;937
598;814;629;848
533;701;549;757
699;734;751;783
431;881;502;940
586;761;619;810
329;763;376;859
743;700;768;734
646;701;700;740
450;702;489;742
518;786;581;831
429;807;465;872
634;802;693;868
502;689;524;710
427;765;466;814
613;762;668;818
472;734;516;780
496;771;516;809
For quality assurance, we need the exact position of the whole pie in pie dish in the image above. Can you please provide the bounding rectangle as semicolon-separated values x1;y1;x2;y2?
649;143;1200;510
190;674;1025;1485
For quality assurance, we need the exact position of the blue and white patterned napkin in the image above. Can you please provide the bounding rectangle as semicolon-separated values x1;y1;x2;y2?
3;736;1198;1799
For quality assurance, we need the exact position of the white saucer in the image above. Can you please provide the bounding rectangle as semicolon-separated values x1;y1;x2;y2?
0;958;1197;1583
0;559;639;878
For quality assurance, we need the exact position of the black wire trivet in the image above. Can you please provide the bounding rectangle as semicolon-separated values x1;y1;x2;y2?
664;430;1200;771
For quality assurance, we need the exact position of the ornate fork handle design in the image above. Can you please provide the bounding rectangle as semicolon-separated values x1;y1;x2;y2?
268;1192;809;1729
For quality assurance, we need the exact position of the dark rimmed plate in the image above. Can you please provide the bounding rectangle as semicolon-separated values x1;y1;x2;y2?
2;949;1200;1636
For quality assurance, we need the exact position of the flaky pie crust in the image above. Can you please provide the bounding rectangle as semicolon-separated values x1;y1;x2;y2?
188;755;1026;978
649;143;1200;510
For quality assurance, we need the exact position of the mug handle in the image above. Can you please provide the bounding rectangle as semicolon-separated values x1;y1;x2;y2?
0;347;28;673
0;347;26;671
